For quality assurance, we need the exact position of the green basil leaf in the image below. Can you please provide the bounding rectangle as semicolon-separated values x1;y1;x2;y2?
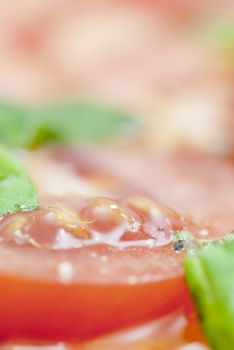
0;146;39;216
185;239;234;350
0;101;135;148
0;103;36;148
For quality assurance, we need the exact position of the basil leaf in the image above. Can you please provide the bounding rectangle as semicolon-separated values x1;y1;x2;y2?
0;146;39;216
185;239;234;350
0;103;36;148
0;101;135;148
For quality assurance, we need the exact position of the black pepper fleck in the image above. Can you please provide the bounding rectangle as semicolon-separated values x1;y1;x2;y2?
173;239;185;252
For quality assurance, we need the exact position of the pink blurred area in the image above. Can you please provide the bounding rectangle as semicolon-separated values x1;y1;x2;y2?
0;0;232;102
0;0;233;150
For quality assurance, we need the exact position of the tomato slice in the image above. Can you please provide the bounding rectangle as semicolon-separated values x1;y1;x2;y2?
0;311;208;350
60;146;234;236
0;191;199;341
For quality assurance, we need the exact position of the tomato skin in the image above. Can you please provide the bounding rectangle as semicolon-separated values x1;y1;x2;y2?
181;278;197;320
0;273;185;341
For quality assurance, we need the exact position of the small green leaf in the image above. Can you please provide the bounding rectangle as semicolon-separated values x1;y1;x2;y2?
0;103;36;148
0;146;39;216
0;101;135;149
185;237;234;350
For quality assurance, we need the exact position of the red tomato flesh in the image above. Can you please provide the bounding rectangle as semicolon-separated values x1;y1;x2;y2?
0;195;198;341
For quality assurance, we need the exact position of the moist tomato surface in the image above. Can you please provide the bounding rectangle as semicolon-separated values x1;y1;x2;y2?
60;145;234;236
0;196;195;341
0;148;208;342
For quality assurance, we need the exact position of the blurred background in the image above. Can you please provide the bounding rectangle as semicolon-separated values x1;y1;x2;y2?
0;0;234;151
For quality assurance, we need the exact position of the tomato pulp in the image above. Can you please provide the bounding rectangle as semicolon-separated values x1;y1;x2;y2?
0;192;198;341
